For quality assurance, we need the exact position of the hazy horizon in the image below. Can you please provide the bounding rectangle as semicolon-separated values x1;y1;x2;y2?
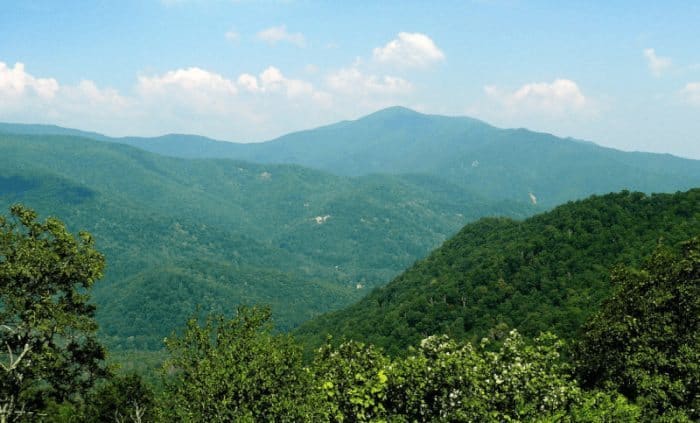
1;1;699;158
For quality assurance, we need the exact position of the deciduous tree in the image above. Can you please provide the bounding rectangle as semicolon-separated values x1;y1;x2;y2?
575;238;700;420
0;205;108;420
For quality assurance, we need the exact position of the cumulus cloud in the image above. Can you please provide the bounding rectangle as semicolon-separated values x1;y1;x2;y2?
138;67;237;96
681;82;700;106
136;65;331;137
257;25;305;47
0;61;132;134
136;67;239;116
237;73;259;92
236;66;328;102
643;48;672;77
373;32;445;68
0;60;416;140
0;62;59;101
327;67;412;95
64;80;128;108
0;61;126;113
484;79;589;116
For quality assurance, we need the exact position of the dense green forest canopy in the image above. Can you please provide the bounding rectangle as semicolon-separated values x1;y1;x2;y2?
2;113;700;360
1;201;697;421
0;132;530;349
149;236;700;422
295;189;700;356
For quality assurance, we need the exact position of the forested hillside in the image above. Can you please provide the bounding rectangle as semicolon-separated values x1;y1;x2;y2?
3;198;697;421
295;189;700;355
0;132;530;349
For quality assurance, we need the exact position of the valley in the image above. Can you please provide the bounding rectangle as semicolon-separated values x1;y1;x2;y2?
1;108;699;420
2;108;700;351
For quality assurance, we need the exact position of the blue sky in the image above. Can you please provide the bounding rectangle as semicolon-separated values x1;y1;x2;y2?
1;0;699;158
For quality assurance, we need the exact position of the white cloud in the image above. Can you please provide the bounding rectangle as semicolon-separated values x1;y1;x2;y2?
237;73;259;92
257;25;305;47
0;60;414;141
0;61;132;133
327;67;412;95
225;29;240;43
0;62;58;101
681;82;700;106
260;66;314;97
643;48;672;77
484;79;589;116
239;66;322;100
467;78;601;141
136;67;239;115
65;80;129;108
138;67;237;96
373;32;445;68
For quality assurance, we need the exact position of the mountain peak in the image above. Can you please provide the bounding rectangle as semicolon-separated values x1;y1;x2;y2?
360;106;424;121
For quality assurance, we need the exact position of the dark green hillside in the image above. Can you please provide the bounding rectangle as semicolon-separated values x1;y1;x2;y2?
5;108;700;209
0;133;530;349
294;189;700;355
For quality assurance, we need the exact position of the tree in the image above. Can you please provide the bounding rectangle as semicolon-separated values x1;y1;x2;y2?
310;331;638;422
313;339;391;422
387;331;639;422
575;237;700;421
84;373;155;423
0;205;108;420
158;306;321;422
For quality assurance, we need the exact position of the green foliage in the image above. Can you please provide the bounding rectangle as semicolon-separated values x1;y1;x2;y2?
381;331;625;422
308;331;638;422
575;238;700;421
108;350;167;387
83;373;155;423
0;205;108;418
4;115;700;352
565;390;641;422
2;119;699;420
313;340;391;421
151;307;637;422
158;306;321;422
0;132;531;349
296;189;700;355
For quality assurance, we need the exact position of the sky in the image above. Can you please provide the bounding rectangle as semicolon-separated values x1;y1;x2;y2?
1;0;699;158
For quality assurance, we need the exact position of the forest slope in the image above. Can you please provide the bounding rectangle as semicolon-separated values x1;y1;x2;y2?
0;132;529;349
294;189;700;355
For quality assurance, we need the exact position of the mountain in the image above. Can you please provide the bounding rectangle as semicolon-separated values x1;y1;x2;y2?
4;110;700;351
0;122;224;156
0;132;530;349
4;107;700;208
293;189;700;355
0;121;111;141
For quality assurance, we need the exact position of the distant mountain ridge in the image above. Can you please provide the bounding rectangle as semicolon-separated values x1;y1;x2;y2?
3;106;700;208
